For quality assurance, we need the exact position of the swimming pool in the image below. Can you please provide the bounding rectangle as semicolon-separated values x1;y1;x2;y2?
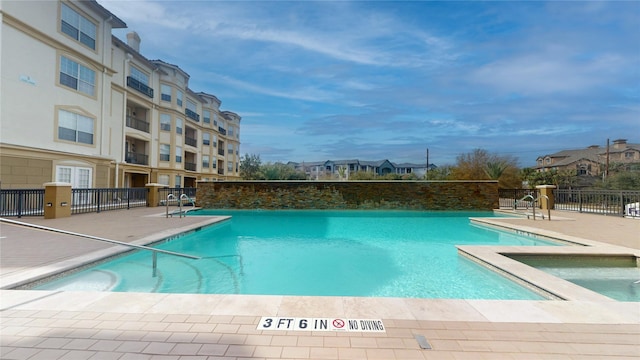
509;255;640;302
33;210;560;299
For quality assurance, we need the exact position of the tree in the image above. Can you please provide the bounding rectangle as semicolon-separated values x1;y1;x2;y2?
450;149;521;188
260;162;306;180
425;165;453;180
239;153;262;180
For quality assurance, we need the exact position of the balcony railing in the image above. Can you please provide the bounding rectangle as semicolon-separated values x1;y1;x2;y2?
185;162;197;171
185;109;200;122
126;151;149;165
218;169;224;175
185;137;197;147
126;76;154;98
218;149;225;156
218;127;227;135
126;116;150;133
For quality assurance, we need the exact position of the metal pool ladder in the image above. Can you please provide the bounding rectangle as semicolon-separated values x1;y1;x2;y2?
515;194;551;221
165;193;196;218
0;217;201;277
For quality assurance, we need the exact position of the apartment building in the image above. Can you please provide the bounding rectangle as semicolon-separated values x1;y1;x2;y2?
0;0;241;189
290;159;435;180
535;139;640;176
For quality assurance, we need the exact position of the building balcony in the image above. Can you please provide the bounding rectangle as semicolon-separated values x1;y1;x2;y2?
126;76;154;98
185;162;197;171
218;169;224;175
126;116;150;133
185;108;200;122
185;137;197;147
125;151;149;165
218;127;227;135
218;149;225;156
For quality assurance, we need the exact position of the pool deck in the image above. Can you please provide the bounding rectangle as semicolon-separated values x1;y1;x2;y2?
1;208;639;359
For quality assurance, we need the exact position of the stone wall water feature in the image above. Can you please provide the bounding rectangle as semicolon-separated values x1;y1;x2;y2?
196;181;499;210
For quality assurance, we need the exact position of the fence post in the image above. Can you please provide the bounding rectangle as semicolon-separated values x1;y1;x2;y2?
578;190;583;213
17;190;24;218
43;182;72;219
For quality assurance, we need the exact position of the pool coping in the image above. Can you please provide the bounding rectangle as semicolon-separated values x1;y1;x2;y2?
464;217;640;302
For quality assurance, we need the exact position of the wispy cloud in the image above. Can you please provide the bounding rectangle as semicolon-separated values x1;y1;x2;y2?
100;0;640;165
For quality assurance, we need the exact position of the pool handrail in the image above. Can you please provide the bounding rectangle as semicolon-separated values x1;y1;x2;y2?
515;194;551;221
0;217;201;277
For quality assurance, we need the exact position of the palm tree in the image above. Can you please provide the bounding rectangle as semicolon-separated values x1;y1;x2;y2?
484;161;508;180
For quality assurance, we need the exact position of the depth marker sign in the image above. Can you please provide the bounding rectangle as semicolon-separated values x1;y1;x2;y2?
257;317;385;333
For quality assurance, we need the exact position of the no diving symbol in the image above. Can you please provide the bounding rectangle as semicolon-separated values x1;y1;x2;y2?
332;319;345;328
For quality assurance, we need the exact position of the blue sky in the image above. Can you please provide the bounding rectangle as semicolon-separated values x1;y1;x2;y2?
101;0;640;167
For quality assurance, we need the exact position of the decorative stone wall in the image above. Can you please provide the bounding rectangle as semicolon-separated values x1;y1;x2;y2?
197;181;499;210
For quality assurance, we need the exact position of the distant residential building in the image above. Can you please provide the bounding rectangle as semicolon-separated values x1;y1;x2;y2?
289;159;436;180
535;139;640;176
0;0;241;189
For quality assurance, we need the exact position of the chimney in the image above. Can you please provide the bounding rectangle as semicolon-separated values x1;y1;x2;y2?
612;139;627;149
126;31;141;52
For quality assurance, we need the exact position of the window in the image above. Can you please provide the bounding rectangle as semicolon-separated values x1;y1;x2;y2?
161;84;171;102
625;152;634;159
175;175;181;187
60;56;95;96
160;144;170;161
203;110;211;124
545;157;551;164
176;118;183;135
228;126;234;138
176;90;183;107
158;174;170;186
61;3;96;49
228;162;233;172
202;155;210;168
203;133;210;145
213;113;218;127
213;135;217;147
129;66;149;86
187;100;197;112
160;114;171;131
58;109;94;144
175;146;182;163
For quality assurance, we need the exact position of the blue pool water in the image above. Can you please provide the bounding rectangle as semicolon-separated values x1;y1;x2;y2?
34;210;560;299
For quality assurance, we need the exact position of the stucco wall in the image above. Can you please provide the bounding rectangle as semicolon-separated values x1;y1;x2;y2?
196;181;499;210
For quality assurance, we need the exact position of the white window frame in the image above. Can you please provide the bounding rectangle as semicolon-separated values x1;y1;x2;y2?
160;144;170;161
129;66;149;86
176;90;183;107
176;118;183;135
60;56;95;96
61;3;96;50
175;146;182;163
161;84;172;102
160;114;171;131
58;109;94;145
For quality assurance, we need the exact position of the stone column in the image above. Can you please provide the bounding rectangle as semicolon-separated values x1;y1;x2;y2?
145;183;166;207
43;182;72;219
536;185;556;210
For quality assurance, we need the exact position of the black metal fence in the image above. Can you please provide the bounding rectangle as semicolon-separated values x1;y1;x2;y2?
157;187;197;206
0;189;45;217
498;189;539;209
554;189;640;217
70;188;149;214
